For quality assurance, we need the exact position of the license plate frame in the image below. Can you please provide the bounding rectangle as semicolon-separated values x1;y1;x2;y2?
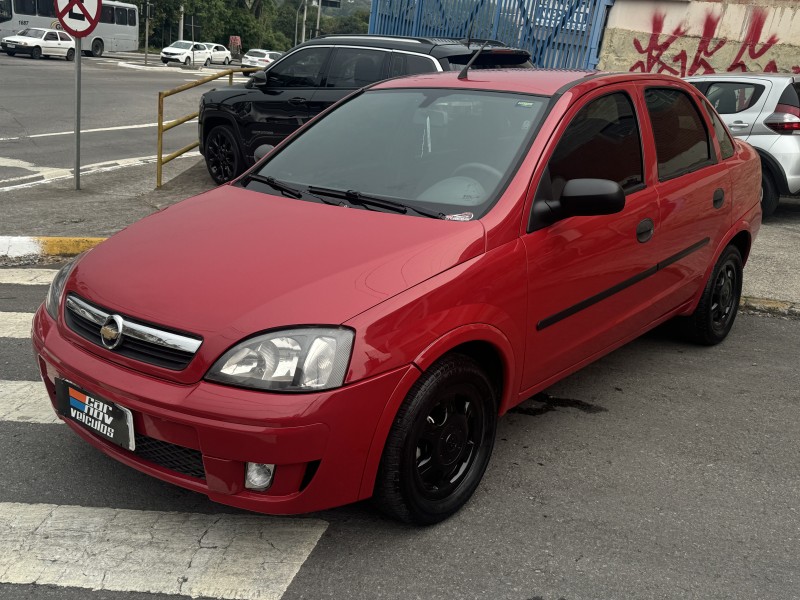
7;43;15;48
55;379;135;451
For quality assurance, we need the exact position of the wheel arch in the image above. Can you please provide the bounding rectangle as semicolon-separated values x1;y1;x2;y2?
756;148;790;196
357;324;516;500
200;112;244;158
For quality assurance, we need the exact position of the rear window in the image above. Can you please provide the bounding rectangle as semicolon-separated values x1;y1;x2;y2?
247;50;265;58
778;83;800;108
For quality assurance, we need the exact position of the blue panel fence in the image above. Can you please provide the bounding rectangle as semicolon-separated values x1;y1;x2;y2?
369;0;615;70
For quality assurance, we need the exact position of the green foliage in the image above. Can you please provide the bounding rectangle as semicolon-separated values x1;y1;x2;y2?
140;0;372;53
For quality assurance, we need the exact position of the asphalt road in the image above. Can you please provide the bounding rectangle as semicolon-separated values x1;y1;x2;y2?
1;271;799;600
0;51;249;188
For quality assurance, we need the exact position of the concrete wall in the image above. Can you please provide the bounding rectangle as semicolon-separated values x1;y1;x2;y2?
598;0;800;75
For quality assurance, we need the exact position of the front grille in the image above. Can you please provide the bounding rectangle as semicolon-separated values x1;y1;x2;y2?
65;294;200;371
133;434;206;480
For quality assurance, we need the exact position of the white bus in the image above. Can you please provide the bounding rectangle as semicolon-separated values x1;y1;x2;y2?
0;0;138;56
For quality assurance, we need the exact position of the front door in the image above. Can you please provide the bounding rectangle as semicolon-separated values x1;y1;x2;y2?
309;47;390;117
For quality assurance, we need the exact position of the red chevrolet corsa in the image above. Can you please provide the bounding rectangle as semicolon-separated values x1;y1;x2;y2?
33;70;761;524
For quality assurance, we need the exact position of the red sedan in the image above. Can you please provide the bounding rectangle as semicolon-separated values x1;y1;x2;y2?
32;69;761;524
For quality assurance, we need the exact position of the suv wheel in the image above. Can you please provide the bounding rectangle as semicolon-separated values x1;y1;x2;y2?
205;125;242;184
761;169;780;218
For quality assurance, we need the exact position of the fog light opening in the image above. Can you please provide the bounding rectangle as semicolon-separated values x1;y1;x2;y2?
245;462;275;491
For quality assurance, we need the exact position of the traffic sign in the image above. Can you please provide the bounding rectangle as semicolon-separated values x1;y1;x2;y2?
55;0;102;38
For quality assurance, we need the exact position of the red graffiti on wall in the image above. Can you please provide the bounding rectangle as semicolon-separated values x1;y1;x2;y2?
630;8;799;76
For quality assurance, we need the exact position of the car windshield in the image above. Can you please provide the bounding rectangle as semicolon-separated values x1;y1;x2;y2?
252;88;549;219
18;28;46;38
170;41;192;50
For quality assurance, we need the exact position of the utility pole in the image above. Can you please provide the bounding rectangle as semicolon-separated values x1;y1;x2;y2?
178;4;184;40
315;0;321;38
301;0;307;43
144;3;150;65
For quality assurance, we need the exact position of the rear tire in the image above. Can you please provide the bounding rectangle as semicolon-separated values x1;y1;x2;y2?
90;38;103;57
374;354;497;524
66;48;75;61
684;245;743;346
204;125;242;184
761;169;780;218
31;46;41;59
223;57;230;65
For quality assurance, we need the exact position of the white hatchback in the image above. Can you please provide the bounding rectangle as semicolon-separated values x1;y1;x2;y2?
241;49;282;68
1;28;75;60
160;41;213;66
202;43;232;65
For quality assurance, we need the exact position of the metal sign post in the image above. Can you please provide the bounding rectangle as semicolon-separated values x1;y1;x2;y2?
56;0;102;191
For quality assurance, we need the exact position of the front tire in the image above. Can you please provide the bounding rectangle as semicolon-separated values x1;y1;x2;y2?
761;169;780;218
6;50;15;56
31;46;42;59
66;48;75;61
685;245;743;346
204;125;242;184
374;354;497;524
203;58;210;67
183;56;191;66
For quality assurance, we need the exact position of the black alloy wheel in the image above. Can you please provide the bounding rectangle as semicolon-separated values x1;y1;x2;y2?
90;38;103;57
66;48;75;61
375;354;497;524
205;125;242;184
685;245;743;345
31;46;42;59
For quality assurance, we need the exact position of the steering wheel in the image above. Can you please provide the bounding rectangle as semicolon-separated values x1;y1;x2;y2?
452;163;503;189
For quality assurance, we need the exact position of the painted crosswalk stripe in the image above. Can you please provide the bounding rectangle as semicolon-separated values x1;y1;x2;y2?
0;312;33;338
0;381;59;424
0;502;327;599
0;268;57;285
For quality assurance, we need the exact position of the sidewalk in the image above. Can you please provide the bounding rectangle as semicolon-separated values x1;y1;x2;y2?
1;157;798;315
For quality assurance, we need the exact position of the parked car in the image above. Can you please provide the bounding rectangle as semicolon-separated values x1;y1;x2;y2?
1;27;75;60
241;49;282;68
160;40;212;66
34;69;761;524
202;42;232;65
199;35;533;183
687;73;800;217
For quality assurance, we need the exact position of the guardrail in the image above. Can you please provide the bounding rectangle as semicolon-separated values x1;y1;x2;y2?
156;67;261;187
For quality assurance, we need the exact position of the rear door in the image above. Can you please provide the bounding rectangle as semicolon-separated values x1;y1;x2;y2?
698;79;771;139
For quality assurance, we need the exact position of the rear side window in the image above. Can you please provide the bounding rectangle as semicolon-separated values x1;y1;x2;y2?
128;8;136;26
705;82;765;114
645;88;712;181
36;0;54;17
13;0;34;15
115;7;126;24
325;48;389;88
389;53;437;78
701;100;735;160
267;47;330;88
548;92;644;192
101;5;114;23
58;32;71;42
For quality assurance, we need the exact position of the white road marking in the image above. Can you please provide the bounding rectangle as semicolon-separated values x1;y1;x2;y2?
0;312;33;338
0;268;57;285
0;151;201;191
0;381;59;424
0;502;328;599
0;122;179;143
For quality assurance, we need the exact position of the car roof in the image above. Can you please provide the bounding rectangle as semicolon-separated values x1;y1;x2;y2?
369;69;698;97
686;72;797;82
299;34;526;58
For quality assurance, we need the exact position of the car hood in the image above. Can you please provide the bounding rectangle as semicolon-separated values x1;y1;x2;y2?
67;186;485;378
3;35;37;43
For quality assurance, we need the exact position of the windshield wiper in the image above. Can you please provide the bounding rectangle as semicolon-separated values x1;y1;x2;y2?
242;173;303;199
307;186;444;219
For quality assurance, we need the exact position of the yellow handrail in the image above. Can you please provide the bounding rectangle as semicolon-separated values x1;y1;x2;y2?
156;67;260;187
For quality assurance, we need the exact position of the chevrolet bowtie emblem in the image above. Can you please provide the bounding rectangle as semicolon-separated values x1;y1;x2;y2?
100;314;125;350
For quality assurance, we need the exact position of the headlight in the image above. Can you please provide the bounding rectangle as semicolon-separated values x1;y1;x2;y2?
206;327;354;392
45;258;79;320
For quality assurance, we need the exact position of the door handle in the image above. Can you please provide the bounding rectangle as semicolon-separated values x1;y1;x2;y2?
713;188;725;209
636;218;654;243
288;97;307;105
729;121;750;128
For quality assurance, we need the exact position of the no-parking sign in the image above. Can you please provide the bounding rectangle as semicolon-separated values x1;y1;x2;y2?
55;0;102;38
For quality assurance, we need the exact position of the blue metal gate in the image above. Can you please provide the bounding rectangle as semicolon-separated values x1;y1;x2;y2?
369;0;614;70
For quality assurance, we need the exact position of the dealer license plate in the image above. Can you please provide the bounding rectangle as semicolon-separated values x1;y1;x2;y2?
55;379;135;451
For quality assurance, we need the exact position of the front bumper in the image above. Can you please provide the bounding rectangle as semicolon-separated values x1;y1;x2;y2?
2;42;32;54
32;306;410;514
161;54;185;64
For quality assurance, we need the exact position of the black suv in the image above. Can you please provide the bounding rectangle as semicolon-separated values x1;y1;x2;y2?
198;35;532;183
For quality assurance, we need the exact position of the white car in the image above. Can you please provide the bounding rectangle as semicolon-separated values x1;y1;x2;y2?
1;28;75;60
241;49;283;68
202;43;232;65
160;40;213;66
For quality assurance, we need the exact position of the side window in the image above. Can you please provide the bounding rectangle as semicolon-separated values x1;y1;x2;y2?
44;31;57;41
128;8;136;26
13;0;35;15
645;88;712;181
114;7;126;24
701;100;735;160
325;48;388;88
705;82;764;114
267;47;330;88
389;53;438;78
548;92;644;193
101;5;114;23
58;32;71;42
36;0;54;17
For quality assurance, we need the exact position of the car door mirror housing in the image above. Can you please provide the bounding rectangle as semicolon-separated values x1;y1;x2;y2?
250;71;267;87
254;144;274;162
531;178;625;230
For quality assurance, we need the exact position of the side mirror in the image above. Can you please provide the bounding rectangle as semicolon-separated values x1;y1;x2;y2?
531;178;625;230
249;71;267;87
254;144;274;162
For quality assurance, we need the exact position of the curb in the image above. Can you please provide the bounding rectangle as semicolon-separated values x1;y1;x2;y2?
740;296;800;318
0;236;106;259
